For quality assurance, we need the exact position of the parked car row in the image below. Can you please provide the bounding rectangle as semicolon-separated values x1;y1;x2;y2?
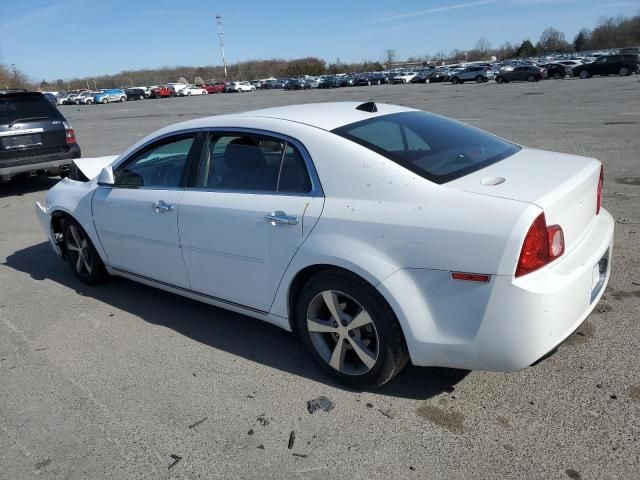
45;51;639;108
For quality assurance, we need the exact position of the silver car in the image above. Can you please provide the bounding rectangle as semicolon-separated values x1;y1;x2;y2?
449;66;495;84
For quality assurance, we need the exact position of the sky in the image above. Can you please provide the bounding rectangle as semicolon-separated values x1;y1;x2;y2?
1;0;638;80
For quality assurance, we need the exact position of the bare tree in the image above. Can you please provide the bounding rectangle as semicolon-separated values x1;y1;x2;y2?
383;49;397;67
537;27;571;54
475;38;492;58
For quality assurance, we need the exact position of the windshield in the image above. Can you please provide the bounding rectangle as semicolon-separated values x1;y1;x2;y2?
332;111;520;184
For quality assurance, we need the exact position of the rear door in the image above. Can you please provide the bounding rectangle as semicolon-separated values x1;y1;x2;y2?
92;133;199;288
178;131;324;312
0;92;67;164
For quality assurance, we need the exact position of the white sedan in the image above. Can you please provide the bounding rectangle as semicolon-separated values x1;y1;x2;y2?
227;81;256;92
35;102;614;388
177;85;207;96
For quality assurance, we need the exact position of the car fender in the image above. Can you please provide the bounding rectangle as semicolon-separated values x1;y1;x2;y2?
41;178;106;262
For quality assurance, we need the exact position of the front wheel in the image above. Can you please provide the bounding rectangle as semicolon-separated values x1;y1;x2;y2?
120;96;126;102
451;77;460;84
496;76;504;84
296;270;409;389
619;66;630;76
475;75;483;83
527;74;535;82
579;70;590;79
63;219;108;284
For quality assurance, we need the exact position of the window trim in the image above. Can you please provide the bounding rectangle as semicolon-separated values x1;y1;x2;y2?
188;127;323;198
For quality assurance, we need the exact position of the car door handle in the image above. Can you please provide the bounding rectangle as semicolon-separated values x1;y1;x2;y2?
152;201;174;213
265;211;299;226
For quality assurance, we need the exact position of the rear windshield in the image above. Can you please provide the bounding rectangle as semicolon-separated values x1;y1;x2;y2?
0;94;60;125
332;111;520;184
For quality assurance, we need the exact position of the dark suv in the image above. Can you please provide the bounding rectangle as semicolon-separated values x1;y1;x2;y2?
0;91;80;182
573;54;639;78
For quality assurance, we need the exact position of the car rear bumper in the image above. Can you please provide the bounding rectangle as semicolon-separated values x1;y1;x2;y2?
0;146;80;181
378;209;614;371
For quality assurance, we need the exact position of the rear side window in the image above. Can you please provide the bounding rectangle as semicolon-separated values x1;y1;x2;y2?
332;111;520;184
0;94;60;125
196;133;312;194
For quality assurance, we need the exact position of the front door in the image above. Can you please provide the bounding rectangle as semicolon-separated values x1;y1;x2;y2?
93;134;198;288
178;132;323;312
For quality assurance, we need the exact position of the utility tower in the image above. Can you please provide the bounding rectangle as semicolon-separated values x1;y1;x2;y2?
216;14;228;81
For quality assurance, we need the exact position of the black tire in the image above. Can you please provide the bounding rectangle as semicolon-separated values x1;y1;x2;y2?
101;98;108;104
451;77;459;84
475;75;483;83
62;218;108;285
579;70;590;79
295;270;409;389
527;74;535;82
120;96;126;102
496;76;504;84
619;66;630;76
553;72;562;79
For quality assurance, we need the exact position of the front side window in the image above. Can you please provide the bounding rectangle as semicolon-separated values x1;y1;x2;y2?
196;133;313;194
116;135;195;188
333;111;520;184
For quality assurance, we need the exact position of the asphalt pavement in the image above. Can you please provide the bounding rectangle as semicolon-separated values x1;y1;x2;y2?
1;76;639;479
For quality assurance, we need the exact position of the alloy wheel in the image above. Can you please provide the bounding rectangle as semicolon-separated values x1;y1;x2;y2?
306;290;380;375
65;224;93;276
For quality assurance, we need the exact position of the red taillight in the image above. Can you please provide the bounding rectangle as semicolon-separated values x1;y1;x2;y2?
515;213;565;277
596;165;603;215
65;127;76;145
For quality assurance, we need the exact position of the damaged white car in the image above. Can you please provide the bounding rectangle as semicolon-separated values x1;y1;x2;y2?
36;102;614;388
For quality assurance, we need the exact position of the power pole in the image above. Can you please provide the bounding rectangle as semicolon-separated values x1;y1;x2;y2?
216;14;228;81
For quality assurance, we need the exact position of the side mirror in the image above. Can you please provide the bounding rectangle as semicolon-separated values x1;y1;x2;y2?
97;166;115;186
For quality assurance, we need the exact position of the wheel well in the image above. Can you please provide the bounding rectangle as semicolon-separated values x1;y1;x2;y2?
50;211;72;256
287;264;377;333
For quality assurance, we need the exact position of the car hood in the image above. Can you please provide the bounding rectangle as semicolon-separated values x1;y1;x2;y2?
73;155;119;179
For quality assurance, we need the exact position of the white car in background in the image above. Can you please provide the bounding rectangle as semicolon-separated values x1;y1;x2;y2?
35;102;613;388
177;85;208;96
391;71;417;84
227;81;256;92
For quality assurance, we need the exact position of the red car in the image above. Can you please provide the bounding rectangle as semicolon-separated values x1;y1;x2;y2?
199;83;225;94
151;86;172;98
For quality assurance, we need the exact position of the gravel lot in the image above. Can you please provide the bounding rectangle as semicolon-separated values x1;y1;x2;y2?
1;77;639;479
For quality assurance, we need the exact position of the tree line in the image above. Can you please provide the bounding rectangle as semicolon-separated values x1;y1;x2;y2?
1;13;638;91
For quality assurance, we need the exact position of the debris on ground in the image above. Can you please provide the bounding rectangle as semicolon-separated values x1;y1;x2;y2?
292;453;308;458
307;396;334;414
248;428;254;435
168;454;182;470
288;431;295;449
257;444;265;450
257;415;269;426
365;403;373;408
188;417;207;429
378;408;397;419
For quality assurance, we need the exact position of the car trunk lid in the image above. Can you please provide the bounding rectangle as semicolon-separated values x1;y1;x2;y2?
446;147;602;252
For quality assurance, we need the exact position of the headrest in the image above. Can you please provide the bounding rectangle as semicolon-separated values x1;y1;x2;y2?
223;139;266;171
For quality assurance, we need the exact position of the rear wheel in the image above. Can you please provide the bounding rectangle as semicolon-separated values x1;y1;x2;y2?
496;76;504;84
139;95;144;100
579;70;590;79
451;77;460;84
527;74;535;82
119;96;126;102
101;98;108;104
63;219;107;285
553;72;562;79
475;75;483;83
296;270;408;389
619;66;630;76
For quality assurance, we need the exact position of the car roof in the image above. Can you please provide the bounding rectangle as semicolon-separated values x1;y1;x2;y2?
233;102;417;131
